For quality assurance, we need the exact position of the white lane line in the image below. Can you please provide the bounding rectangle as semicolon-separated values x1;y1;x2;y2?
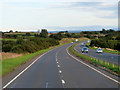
58;65;60;67
66;46;120;84
2;50;53;89
57;62;59;64
45;82;48;88
62;80;65;84
59;70;62;73
61;80;65;88
10;83;16;88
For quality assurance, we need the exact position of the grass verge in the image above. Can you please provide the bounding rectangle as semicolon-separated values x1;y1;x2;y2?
2;43;66;76
86;41;120;55
89;47;120;55
69;43;120;76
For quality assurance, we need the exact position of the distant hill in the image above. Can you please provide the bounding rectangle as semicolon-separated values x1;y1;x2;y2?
47;25;117;33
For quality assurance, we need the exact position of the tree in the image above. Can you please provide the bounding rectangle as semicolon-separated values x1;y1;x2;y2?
9;30;13;33
26;32;31;36
40;29;48;38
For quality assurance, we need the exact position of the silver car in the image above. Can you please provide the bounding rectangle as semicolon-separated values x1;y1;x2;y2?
97;48;103;53
82;47;88;53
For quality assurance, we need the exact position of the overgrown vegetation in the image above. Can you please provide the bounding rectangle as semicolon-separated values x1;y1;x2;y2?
2;43;66;76
81;29;120;52
69;43;120;76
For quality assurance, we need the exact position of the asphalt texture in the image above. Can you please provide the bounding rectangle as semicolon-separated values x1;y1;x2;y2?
74;42;119;65
2;42;119;88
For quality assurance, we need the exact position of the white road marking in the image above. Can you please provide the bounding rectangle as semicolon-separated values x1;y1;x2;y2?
45;82;48;88
66;46;120;84
62;80;65;84
58;65;60;67
2;50;53;89
57;62;59;64
59;70;62;73
61;79;65;88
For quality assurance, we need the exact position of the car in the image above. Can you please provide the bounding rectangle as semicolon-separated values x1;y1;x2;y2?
81;47;88;53
97;48;103;53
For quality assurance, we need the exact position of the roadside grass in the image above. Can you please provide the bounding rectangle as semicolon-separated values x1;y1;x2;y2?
86;41;120;55
2;43;66;76
2;38;17;41
89;47;120;55
69;44;120;76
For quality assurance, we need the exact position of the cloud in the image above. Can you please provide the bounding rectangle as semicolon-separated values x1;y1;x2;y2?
0;0;118;31
50;2;117;19
2;0;119;3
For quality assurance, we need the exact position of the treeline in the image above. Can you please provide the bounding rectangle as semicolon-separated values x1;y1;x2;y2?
2;30;82;39
2;38;59;53
2;29;84;54
90;39;120;51
89;29;120;51
49;31;82;40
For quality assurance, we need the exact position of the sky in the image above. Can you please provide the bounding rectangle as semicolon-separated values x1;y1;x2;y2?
0;0;119;31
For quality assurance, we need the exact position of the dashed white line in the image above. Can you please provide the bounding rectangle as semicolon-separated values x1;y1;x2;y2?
59;70;62;73
2;49;53;89
58;65;60;67
62;80;65;84
61;79;65;88
57;62;59;64
66;46;120;84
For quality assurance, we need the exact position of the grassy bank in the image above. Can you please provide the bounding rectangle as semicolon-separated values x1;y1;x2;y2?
2;43;66;76
89;47;120;55
69;44;120;76
86;42;120;55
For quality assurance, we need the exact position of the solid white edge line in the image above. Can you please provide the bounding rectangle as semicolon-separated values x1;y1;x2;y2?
66;46;120;84
2;50;52;89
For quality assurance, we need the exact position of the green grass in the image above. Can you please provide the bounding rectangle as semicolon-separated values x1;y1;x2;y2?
2;43;66;76
89;47;120;55
2;38;17;41
69;44;120;76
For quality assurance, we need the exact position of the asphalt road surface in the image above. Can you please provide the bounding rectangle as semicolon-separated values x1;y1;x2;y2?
2;43;119;88
74;42;119;65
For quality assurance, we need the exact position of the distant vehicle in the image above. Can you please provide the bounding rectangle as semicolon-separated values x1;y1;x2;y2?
81;43;84;45
87;40;91;43
76;39;78;42
81;47;88;53
97;48;103;53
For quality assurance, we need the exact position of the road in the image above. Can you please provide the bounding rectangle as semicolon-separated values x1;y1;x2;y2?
74;42;119;65
2;43;119;88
